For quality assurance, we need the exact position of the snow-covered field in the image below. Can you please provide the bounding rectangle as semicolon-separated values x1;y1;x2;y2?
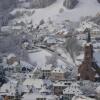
11;0;100;26
59;0;100;22
29;49;52;67
28;48;74;69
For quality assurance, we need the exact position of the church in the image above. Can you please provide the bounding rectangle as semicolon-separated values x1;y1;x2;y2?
78;28;100;81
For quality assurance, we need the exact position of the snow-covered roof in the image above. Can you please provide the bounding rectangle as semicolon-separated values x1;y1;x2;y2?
71;83;80;88
56;29;69;36
21;85;29;93
23;79;43;89
20;60;34;69
76;21;98;32
29;49;52;67
63;87;82;95
95;73;100;78
2;79;26;95
41;64;52;71
96;86;100;94
12;61;19;67
63;82;82;95
23;79;52;89
7;53;16;59
44;37;57;44
53;81;73;87
32;67;41;73
85;43;92;46
72;95;96;100
22;93;58;100
39;86;51;93
91;27;100;32
76;53;84;65
51;67;66;73
93;42;100;49
0;80;17;96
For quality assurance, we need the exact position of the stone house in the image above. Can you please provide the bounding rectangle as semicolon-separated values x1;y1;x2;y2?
51;67;66;81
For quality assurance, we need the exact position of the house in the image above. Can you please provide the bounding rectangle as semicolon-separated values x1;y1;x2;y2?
51;67;66;81
41;64;52;79
22;93;59;100
0;80;23;100
91;27;100;36
43;36;57;46
56;29;69;37
53;81;75;96
63;83;82;100
32;67;42;78
76;21;99;33
39;86;51;95
78;28;100;81
7;54;19;65
23;78;52;93
20;60;34;72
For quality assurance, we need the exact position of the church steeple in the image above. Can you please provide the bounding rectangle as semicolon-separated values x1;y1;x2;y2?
78;28;95;81
84;28;91;43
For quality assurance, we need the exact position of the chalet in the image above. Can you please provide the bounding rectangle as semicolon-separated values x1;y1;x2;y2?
78;28;100;81
63;83;82;100
53;81;76;96
23;78;52;92
0;80;22;100
41;64;52;79
51;67;67;81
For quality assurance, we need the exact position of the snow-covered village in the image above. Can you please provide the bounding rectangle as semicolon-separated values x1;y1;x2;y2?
0;0;100;100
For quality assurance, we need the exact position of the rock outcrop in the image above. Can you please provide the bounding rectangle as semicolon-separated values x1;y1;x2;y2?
30;0;56;8
63;0;78;9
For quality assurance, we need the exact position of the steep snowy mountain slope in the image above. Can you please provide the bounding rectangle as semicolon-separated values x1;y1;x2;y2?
59;0;100;21
10;0;100;27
